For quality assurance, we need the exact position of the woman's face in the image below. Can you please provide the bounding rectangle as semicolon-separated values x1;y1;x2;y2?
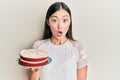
48;8;71;40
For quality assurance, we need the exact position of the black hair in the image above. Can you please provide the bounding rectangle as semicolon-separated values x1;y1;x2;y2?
42;2;75;40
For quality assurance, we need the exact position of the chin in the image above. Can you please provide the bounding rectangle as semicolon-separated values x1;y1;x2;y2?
53;36;61;39
56;36;66;40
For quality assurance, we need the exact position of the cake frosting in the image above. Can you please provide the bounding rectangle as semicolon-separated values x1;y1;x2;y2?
19;49;48;66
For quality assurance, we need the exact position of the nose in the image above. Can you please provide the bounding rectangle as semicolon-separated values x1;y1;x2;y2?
57;21;62;29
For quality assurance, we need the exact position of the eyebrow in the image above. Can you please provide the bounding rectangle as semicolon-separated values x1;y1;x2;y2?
50;15;69;18
63;15;69;17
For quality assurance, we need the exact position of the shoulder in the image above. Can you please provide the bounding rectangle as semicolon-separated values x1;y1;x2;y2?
32;39;49;49
69;39;86;52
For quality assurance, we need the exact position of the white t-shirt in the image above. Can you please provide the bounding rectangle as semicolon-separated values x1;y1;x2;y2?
32;39;88;80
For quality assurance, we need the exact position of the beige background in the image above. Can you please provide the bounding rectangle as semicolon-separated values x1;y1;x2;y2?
0;0;120;80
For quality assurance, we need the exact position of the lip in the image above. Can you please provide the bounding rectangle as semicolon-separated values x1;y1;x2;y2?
57;31;63;37
58;31;62;33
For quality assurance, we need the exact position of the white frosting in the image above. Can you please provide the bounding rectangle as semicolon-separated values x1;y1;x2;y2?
20;58;48;64
20;49;48;58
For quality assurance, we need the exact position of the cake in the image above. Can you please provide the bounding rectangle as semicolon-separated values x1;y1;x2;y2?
19;49;48;67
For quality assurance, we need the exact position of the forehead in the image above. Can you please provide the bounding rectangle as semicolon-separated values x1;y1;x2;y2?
50;9;70;18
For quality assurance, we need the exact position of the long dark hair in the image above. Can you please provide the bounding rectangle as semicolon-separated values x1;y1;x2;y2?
42;2;75;40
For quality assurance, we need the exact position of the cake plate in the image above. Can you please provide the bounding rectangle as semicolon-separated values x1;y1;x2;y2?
16;57;52;68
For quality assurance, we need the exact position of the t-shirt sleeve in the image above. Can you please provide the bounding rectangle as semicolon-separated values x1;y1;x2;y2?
32;40;41;49
75;42;89;69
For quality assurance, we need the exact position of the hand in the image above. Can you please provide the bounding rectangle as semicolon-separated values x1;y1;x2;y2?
25;67;39;72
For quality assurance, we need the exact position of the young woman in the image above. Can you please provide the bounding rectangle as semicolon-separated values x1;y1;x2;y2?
29;2;88;80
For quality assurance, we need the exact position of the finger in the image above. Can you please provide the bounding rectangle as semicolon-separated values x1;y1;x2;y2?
31;67;39;72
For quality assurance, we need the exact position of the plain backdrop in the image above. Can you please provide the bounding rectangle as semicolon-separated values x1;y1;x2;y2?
0;0;120;80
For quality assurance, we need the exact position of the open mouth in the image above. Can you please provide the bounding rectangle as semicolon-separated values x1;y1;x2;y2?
57;31;63;37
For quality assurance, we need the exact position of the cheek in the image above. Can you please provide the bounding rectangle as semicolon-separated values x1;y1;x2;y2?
64;23;70;32
62;26;69;35
64;26;69;33
49;24;57;33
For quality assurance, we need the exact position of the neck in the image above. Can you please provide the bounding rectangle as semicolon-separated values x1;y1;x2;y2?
50;37;68;45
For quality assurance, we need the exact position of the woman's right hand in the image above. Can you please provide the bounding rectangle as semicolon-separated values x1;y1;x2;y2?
25;67;40;80
25;67;39;71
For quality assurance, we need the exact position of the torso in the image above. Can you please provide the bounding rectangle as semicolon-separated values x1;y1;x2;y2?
36;39;79;80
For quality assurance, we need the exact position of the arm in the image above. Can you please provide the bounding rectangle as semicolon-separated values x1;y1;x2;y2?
28;68;40;80
77;65;88;80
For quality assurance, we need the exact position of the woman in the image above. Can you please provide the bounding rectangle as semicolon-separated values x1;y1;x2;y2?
29;2;88;80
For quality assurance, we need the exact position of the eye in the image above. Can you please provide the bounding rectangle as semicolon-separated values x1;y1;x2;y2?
51;19;57;22
63;19;68;23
